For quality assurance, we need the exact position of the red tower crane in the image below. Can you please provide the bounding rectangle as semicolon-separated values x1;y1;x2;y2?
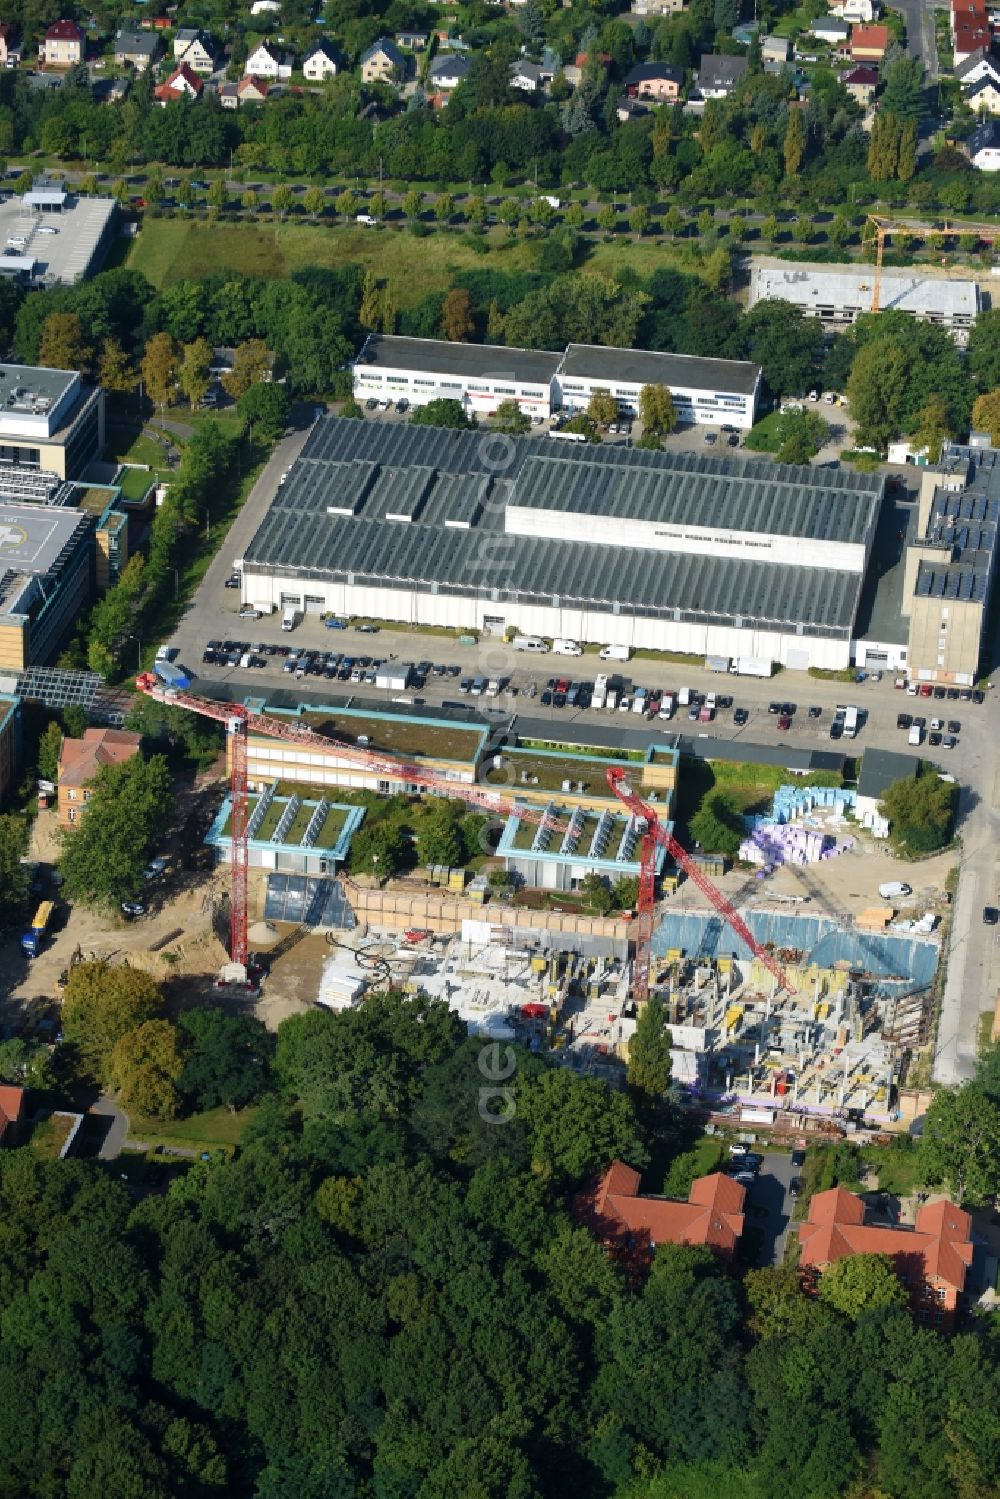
136;674;789;996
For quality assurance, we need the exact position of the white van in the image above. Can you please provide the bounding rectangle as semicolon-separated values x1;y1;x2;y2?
908;723;923;746
512;635;549;653
677;687;691;707
599;644;630;662
552;639;582;657
356;213;377;226
281;607;301;632
879;882;912;900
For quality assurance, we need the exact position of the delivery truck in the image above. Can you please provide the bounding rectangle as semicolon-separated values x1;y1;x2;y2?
705;655;731;673
599;644;630;662
153;660;192;691
591;674;608;710
730;657;774;678
843;705;859;739
21;900;54;958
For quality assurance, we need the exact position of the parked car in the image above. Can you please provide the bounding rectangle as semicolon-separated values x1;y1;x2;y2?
121;899;146;918
734;707;748;726
224;572;241;589
985;906;999;926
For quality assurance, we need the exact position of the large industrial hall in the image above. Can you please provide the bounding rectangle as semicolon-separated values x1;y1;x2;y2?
238;417;885;671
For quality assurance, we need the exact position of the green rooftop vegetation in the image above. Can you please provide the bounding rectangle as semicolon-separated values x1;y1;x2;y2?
297;709;483;763
220;795;350;850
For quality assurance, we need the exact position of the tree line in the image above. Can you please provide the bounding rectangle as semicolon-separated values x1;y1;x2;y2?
3;982;1000;1497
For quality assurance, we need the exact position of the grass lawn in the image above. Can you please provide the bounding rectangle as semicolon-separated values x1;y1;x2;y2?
117;467;160;502
128;1104;258;1153
106;424;167;467
27;1112;76;1161
858;1142;927;1198
745;411;787;454
128;217;714;304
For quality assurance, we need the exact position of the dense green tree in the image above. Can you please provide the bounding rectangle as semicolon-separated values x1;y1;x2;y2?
179;1009;273;1112
58;754;172;910
690;790;744;859
409;399;474;429
922;1083;1000;1205
639;383;677;435
518;1066;646;1179
744;299;824;398
817;1252;909;1319
62;960;164;1084
879;770;956;856
492;399;531;435
237;381;291;443
627;992;672;1105
110;1019;185;1119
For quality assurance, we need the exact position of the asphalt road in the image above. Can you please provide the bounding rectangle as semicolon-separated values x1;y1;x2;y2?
90;1096;129;1160
894;0;939;81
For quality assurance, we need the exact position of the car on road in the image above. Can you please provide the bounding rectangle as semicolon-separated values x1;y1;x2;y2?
829;720;843;739
930;718;943;732
912;715;925;729
729;1142;750;1158
947;720;961;734
929;732;942;747
808;705;822;719
897;713;912;729
985;906;999;926
225;572;241;588
357;622;379;633
780;702;796;717
732;1170;756;1187
768;701;780;715
238;605;262;619
789;1177;802;1199
791;1146;805;1167
973;690;985;704
121;899;146;918
703;431;717;444
777;714;791;731
933;686;946;699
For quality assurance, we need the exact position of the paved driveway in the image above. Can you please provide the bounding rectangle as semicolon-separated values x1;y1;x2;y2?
751;1151;795;1265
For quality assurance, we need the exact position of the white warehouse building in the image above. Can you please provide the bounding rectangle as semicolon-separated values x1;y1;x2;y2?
238;418;884;672
352;335;561;419
352;334;762;428
554;344;761;430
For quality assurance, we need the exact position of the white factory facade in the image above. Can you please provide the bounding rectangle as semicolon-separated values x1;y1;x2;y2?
239;418;884;673
352;335;762;429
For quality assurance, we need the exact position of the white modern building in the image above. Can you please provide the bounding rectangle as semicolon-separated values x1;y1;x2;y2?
352;335;762;427
239;417;884;672
352;334;561;418
554;345;761;430
749;264;980;345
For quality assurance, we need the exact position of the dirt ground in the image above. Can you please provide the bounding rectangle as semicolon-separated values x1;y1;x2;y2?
666;828;957;925
0;802;321;1037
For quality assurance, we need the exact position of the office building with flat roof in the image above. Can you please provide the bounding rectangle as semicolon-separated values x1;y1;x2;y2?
0;364;105;480
749;264;979;345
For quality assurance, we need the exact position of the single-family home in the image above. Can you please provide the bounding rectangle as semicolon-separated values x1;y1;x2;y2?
966;74;1000;111
952;0;991;64
575;1162;747;1268
0;24;21;67
968;117;1000;168
810;16;851;43
623;60;683;100
250;0;280;12
173;29;217;74
799;1187;973;1332
114;28;163;70
955;46;1000;87
761;34;791;62
237;74;269;103
303;39;341;80
511;59;544;91
830;0;880;18
154;62;204;102
840;64;880;103
42;20;83;67
427;52;470;89
0;1085;24;1146
396;30;428;49
244;40;292;79
361;37;405;84
58;728;141;828
694;51;748;97
218;81;239;108
632;0;685;13
848;23;890;59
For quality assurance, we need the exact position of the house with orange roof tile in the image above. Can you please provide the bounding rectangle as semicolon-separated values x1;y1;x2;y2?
848;23;890;59
154;62;204;103
0;1084;24;1145
576;1160;746;1265
798;1186;973;1330
58;727;141;828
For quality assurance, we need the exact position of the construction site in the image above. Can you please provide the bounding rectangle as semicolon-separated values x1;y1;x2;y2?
124;672;948;1134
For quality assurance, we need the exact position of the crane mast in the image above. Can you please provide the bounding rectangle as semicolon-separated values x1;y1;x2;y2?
137;674;789;995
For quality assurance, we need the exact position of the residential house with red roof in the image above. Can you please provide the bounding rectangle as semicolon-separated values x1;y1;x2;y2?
798;1186;974;1330
848;23;890;59
42;19;83;66
154;63;205;103
0;1085;24;1145
58;727;141;827
576;1161;747;1267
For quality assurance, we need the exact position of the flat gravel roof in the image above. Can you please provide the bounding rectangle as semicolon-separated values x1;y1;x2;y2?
355;333;562;385
559;342;762;395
